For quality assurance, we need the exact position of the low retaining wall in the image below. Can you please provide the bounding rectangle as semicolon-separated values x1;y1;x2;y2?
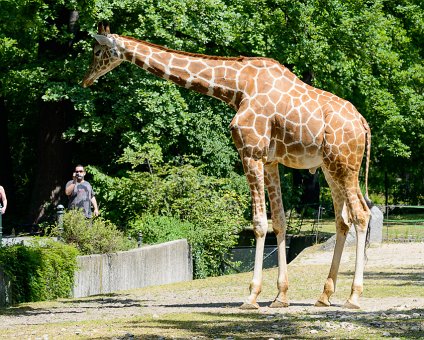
0;239;193;305
73;239;193;298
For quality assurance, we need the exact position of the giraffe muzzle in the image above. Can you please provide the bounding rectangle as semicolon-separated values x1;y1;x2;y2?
82;77;94;88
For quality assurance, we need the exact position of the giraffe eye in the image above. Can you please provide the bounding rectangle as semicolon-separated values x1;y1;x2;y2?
94;50;101;57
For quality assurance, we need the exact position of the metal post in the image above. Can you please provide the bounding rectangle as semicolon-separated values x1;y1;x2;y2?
138;231;143;248
0;203;2;246
57;204;65;241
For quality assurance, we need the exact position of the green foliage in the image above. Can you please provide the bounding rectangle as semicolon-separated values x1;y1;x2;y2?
128;211;245;279
128;214;192;244
0;239;79;304
57;209;136;255
89;162;249;278
1;0;424;223
86;160;250;227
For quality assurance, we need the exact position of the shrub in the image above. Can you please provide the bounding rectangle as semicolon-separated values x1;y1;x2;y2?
123;164;250;278
129;212;243;279
0;238;79;304
128;214;193;244
87;162;250;278
57;209;136;255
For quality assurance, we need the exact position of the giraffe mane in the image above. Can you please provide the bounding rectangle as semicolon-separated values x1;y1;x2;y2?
119;35;277;63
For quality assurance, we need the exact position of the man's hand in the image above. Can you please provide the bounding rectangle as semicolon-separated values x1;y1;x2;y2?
93;208;99;217
0;207;5;215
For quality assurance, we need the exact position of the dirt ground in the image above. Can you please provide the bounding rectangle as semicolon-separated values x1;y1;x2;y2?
0;242;423;331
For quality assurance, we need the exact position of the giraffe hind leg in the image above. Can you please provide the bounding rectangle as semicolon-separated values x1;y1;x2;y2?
315;168;350;307
343;186;370;309
316;169;370;309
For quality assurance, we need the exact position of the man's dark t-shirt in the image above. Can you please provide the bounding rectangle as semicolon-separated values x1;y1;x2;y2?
66;180;95;218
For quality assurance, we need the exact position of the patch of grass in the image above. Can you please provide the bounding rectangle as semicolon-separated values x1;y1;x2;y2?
383;224;424;241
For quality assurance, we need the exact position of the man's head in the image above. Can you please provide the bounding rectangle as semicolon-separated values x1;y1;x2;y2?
74;165;86;181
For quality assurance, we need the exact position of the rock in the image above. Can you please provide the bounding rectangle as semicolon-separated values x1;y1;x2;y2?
369;205;384;243
321;205;384;250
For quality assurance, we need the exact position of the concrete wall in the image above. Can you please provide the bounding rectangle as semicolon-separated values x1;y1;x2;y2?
0;239;192;306
73;239;193;298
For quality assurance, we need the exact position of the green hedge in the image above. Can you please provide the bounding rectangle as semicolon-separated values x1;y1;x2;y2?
0;239;79;304
58;209;136;255
88;163;250;279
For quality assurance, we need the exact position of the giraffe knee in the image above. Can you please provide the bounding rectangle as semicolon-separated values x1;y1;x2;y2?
253;217;268;238
271;216;286;236
350;208;370;232
335;216;350;234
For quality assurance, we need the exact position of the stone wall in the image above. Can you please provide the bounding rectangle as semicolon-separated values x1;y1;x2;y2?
73;239;193;298
0;239;193;305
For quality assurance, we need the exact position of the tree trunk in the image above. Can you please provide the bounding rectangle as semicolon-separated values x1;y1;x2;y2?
27;10;79;223
28;100;73;223
291;70;320;210
0;98;15;216
293;170;320;209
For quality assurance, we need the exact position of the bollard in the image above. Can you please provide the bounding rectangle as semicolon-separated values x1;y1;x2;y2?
57;204;65;241
0;203;2;246
137;231;143;248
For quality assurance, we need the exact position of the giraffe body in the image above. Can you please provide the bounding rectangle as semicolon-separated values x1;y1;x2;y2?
83;24;371;309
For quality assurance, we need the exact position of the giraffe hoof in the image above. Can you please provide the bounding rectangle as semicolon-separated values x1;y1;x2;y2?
270;299;289;308
240;302;260;310
315;299;331;307
344;299;360;309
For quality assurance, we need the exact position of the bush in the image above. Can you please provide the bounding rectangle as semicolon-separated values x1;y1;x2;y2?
87;162;250;278
128;214;193;244
57;209;136;255
122;164;250;278
129;212;243;279
0;238;79;304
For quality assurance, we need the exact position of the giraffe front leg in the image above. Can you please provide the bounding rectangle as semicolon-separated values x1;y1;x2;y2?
269;227;289;308
240;217;268;309
264;163;289;308
240;158;268;310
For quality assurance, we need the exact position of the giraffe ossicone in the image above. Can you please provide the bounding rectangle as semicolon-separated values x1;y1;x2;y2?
83;23;372;310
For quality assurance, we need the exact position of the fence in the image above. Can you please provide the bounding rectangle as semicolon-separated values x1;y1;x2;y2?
382;205;424;242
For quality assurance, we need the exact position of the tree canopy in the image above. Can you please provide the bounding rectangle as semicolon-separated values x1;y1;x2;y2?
0;0;423;227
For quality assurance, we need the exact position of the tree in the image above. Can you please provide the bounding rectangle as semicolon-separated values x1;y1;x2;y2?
1;0;423;226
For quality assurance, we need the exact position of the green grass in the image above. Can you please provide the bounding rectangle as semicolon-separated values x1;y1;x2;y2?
383;213;424;241
287;214;424;242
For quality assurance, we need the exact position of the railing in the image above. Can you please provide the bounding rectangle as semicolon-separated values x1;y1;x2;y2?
382;205;424;242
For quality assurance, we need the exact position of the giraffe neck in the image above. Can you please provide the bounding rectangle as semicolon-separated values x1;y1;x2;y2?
114;35;244;109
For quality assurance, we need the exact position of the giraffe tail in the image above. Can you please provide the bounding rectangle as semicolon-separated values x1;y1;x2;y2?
361;116;372;259
362;116;372;209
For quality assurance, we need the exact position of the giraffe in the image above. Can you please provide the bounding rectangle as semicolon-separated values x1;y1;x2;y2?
82;23;372;310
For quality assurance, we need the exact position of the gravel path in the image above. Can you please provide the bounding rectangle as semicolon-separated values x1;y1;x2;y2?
0;242;423;330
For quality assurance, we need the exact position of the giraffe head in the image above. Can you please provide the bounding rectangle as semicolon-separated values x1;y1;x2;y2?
82;23;124;87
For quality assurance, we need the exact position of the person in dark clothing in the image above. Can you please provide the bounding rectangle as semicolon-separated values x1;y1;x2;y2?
65;165;99;218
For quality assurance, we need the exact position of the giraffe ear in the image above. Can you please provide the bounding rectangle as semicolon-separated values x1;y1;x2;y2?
93;34;115;48
97;22;111;35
